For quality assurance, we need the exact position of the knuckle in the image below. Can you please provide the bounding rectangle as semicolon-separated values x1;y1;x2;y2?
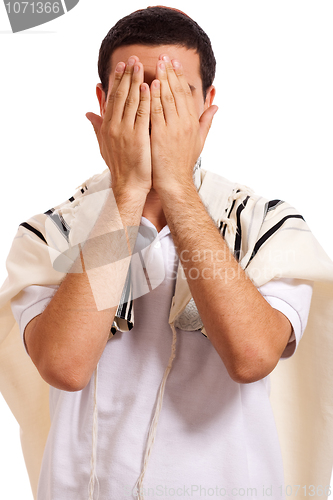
174;84;185;95
115;88;125;100
152;104;164;115
136;107;148;119
184;119;194;133
139;92;149;102
108;124;119;137
125;96;136;108
124;65;133;75
165;93;175;105
114;72;123;82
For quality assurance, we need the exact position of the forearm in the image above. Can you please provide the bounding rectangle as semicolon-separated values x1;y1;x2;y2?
28;187;146;391
31;53;152;391
158;183;291;383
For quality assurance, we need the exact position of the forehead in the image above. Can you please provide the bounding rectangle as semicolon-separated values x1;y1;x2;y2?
110;44;201;85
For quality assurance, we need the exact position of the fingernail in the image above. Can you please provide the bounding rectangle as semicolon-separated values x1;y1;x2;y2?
172;60;181;69
159;62;166;71
162;55;170;62
127;57;135;66
115;62;125;73
134;64;140;73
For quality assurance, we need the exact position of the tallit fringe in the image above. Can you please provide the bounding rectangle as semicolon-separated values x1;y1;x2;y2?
88;363;100;500
220;186;254;236
218;217;237;235
134;322;178;499
228;186;253;203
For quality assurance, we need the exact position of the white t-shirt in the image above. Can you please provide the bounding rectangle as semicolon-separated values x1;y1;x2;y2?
11;217;313;500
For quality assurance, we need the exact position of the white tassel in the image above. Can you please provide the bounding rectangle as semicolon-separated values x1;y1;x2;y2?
134;322;178;499
222;186;254;237
227;186;253;205
88;363;100;500
219;217;237;236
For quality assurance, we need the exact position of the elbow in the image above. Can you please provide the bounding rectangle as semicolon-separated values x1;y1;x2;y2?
230;366;272;384
25;317;92;392
227;352;278;384
39;359;90;392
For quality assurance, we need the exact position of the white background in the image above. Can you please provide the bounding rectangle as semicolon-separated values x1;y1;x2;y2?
0;1;332;498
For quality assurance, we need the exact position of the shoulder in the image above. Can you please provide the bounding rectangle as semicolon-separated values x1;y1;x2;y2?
17;169;111;247
52;168;111;212
200;168;307;269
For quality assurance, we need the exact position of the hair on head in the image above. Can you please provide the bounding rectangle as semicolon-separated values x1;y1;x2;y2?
98;6;216;100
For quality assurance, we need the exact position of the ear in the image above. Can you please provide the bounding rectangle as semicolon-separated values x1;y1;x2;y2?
204;85;216;110
96;83;107;118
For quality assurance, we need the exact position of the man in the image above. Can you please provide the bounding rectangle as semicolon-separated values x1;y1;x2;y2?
1;6;333;500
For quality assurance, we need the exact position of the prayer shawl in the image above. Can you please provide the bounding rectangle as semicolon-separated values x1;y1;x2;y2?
0;165;333;499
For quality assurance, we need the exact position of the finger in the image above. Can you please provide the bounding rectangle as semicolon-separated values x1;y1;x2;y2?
103;62;126;125
105;56;139;125
150;80;165;128
156;59;178;123
135;83;150;131
123;62;144;128
110;56;138;124
170;59;197;117
159;54;189;118
199;105;219;144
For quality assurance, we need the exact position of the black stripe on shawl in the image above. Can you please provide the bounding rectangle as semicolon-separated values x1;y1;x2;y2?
234;196;250;261
221;189;249;239
127;287;133;323
266;199;284;212
44;208;70;242
19;222;47;244
222;198;236;238
246;214;305;266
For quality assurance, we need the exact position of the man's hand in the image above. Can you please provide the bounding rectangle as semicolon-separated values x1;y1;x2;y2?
86;56;152;198
150;54;218;194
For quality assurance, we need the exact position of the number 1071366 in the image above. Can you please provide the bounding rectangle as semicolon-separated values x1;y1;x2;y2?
5;2;61;14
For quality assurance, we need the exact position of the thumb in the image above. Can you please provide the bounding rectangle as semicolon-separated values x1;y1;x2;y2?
199;105;218;144
86;112;106;160
85;112;103;138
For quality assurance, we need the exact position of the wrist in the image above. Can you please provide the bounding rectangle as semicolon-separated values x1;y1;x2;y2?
155;179;197;200
112;185;149;205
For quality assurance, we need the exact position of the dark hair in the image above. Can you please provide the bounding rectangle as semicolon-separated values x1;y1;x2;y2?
98;6;216;100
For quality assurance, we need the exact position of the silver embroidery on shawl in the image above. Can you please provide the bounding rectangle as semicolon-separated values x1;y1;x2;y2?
174;299;204;331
